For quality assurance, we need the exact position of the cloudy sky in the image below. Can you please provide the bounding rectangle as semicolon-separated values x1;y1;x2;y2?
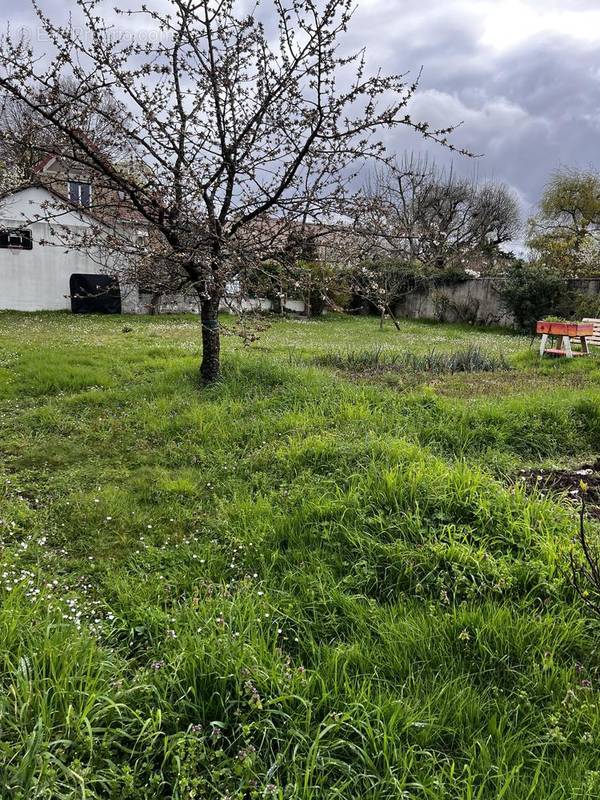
348;0;600;218
5;0;600;222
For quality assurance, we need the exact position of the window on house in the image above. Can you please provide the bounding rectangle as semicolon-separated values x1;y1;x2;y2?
0;228;33;250
68;181;92;208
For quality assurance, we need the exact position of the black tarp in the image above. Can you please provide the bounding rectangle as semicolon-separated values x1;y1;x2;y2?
70;274;122;314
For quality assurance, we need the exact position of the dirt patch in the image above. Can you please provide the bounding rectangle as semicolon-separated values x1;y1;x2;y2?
518;460;600;518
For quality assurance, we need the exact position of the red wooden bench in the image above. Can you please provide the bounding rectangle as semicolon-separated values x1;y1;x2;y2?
537;321;594;358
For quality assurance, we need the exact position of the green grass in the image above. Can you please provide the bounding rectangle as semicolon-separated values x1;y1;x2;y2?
1;310;600;798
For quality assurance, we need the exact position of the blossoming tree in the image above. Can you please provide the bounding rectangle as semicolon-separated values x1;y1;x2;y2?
0;0;461;382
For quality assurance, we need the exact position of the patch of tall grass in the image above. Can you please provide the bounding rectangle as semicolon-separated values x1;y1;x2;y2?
315;345;512;374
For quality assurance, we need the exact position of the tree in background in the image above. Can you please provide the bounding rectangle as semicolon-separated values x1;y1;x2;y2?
0;80;124;179
348;260;407;329
356;156;520;273
344;157;519;328
0;0;463;383
0;158;24;195
528;168;600;276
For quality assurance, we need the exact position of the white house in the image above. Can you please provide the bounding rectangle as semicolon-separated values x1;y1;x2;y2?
0;157;309;315
0;183;142;313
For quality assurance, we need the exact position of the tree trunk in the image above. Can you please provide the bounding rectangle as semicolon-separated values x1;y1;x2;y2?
271;292;282;315
305;275;312;317
200;295;221;383
387;304;401;331
149;291;162;315
309;291;325;317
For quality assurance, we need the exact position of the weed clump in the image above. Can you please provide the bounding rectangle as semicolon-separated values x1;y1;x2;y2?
316;345;512;374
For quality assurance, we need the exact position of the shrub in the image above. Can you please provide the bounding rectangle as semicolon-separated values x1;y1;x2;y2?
572;290;600;321
297;260;352;317
497;262;574;332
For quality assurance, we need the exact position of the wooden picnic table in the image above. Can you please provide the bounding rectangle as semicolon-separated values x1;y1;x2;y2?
537;320;594;358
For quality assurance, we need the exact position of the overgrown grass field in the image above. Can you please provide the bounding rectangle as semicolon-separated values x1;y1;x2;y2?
2;311;600;799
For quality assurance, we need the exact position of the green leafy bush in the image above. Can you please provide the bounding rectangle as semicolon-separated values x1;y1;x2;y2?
497;262;574;332
572;289;600;321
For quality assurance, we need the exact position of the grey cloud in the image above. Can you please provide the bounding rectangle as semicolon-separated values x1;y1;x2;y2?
347;0;600;219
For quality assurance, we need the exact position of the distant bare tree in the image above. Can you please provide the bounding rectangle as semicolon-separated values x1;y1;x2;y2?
357;155;520;271
0;0;463;382
0;79;124;178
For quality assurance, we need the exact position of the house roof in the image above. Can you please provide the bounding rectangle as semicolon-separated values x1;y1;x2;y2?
32;128;106;175
31;154;58;174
